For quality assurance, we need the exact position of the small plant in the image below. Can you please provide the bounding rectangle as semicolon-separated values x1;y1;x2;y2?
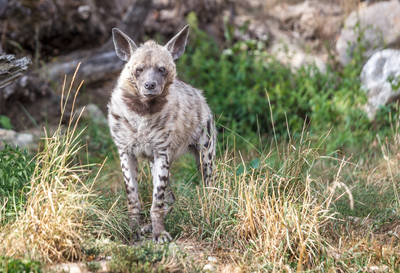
0;256;41;273
86;261;101;272
108;242;168;273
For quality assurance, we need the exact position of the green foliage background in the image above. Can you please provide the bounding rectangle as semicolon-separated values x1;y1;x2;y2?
178;13;396;152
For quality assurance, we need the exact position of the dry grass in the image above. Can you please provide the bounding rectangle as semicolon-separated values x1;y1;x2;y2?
0;65;100;263
184;130;348;271
178;123;400;271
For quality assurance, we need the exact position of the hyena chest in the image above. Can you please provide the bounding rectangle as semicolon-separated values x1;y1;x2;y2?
116;116;171;158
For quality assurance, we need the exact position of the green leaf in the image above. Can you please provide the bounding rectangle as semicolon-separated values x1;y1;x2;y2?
0;115;12;130
250;158;260;169
236;164;244;176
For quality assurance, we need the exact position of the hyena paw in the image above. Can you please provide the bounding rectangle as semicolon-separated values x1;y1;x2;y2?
140;223;152;235
129;230;142;245
153;230;172;244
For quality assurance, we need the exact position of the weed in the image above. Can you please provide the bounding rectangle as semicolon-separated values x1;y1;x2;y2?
0;145;35;224
86;261;100;272
108;242;168;273
0;256;41;273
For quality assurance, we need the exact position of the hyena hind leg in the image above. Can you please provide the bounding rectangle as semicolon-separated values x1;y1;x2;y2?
119;150;142;243
191;119;216;186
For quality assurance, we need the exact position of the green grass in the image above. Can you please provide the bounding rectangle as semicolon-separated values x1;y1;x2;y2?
0;256;41;273
0;145;35;224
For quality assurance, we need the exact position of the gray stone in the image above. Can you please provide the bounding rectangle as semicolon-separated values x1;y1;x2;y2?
0;128;34;149
336;0;400;66
233;15;270;43
361;49;400;119
270;0;343;42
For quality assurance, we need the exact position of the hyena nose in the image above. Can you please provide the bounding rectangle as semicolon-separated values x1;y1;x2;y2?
144;81;156;90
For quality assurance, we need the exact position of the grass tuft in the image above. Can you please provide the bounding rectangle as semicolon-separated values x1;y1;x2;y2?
0;65;99;263
176;130;351;271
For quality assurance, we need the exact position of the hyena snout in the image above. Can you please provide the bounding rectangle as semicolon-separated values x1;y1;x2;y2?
138;69;165;97
144;81;156;90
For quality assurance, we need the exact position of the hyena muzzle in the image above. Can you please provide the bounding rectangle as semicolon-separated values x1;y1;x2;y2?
107;25;216;243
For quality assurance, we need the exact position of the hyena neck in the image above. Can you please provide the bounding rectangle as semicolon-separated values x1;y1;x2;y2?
120;83;171;116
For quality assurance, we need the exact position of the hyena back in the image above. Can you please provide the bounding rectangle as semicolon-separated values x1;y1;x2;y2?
107;25;216;243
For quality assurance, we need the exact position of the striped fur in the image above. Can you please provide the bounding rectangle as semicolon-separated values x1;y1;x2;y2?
108;26;216;243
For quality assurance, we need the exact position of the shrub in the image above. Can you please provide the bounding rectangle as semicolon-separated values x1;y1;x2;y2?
179;13;376;151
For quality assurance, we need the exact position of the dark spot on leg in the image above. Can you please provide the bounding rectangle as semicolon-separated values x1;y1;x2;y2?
159;175;168;182
157;193;164;200
111;112;121;121
123;173;129;183
207;119;212;136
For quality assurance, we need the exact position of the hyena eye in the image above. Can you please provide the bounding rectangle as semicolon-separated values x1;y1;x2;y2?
158;67;166;74
135;67;143;75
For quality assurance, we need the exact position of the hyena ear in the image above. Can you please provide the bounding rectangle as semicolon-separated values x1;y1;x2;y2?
165;25;189;60
112;28;138;62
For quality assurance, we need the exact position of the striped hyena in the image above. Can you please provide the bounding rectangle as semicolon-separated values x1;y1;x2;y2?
108;25;216;243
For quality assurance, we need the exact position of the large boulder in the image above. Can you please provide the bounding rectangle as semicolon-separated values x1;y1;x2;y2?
267;20;327;72
361;49;400;119
336;0;400;66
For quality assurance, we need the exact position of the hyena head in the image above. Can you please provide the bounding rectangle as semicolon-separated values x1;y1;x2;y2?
112;25;189;99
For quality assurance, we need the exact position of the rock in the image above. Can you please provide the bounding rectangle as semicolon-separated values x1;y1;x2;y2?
366;265;389;273
269;40;327;72
203;263;216;272
0;128;34;149
270;0;343;43
267;20;327;72
76;104;107;126
336;0;400;66
207;256;218;263
233;15;270;43
361;49;400;119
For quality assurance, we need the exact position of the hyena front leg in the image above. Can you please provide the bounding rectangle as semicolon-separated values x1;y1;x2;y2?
140;162;175;236
119;150;142;242
150;150;173;243
195;118;216;186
